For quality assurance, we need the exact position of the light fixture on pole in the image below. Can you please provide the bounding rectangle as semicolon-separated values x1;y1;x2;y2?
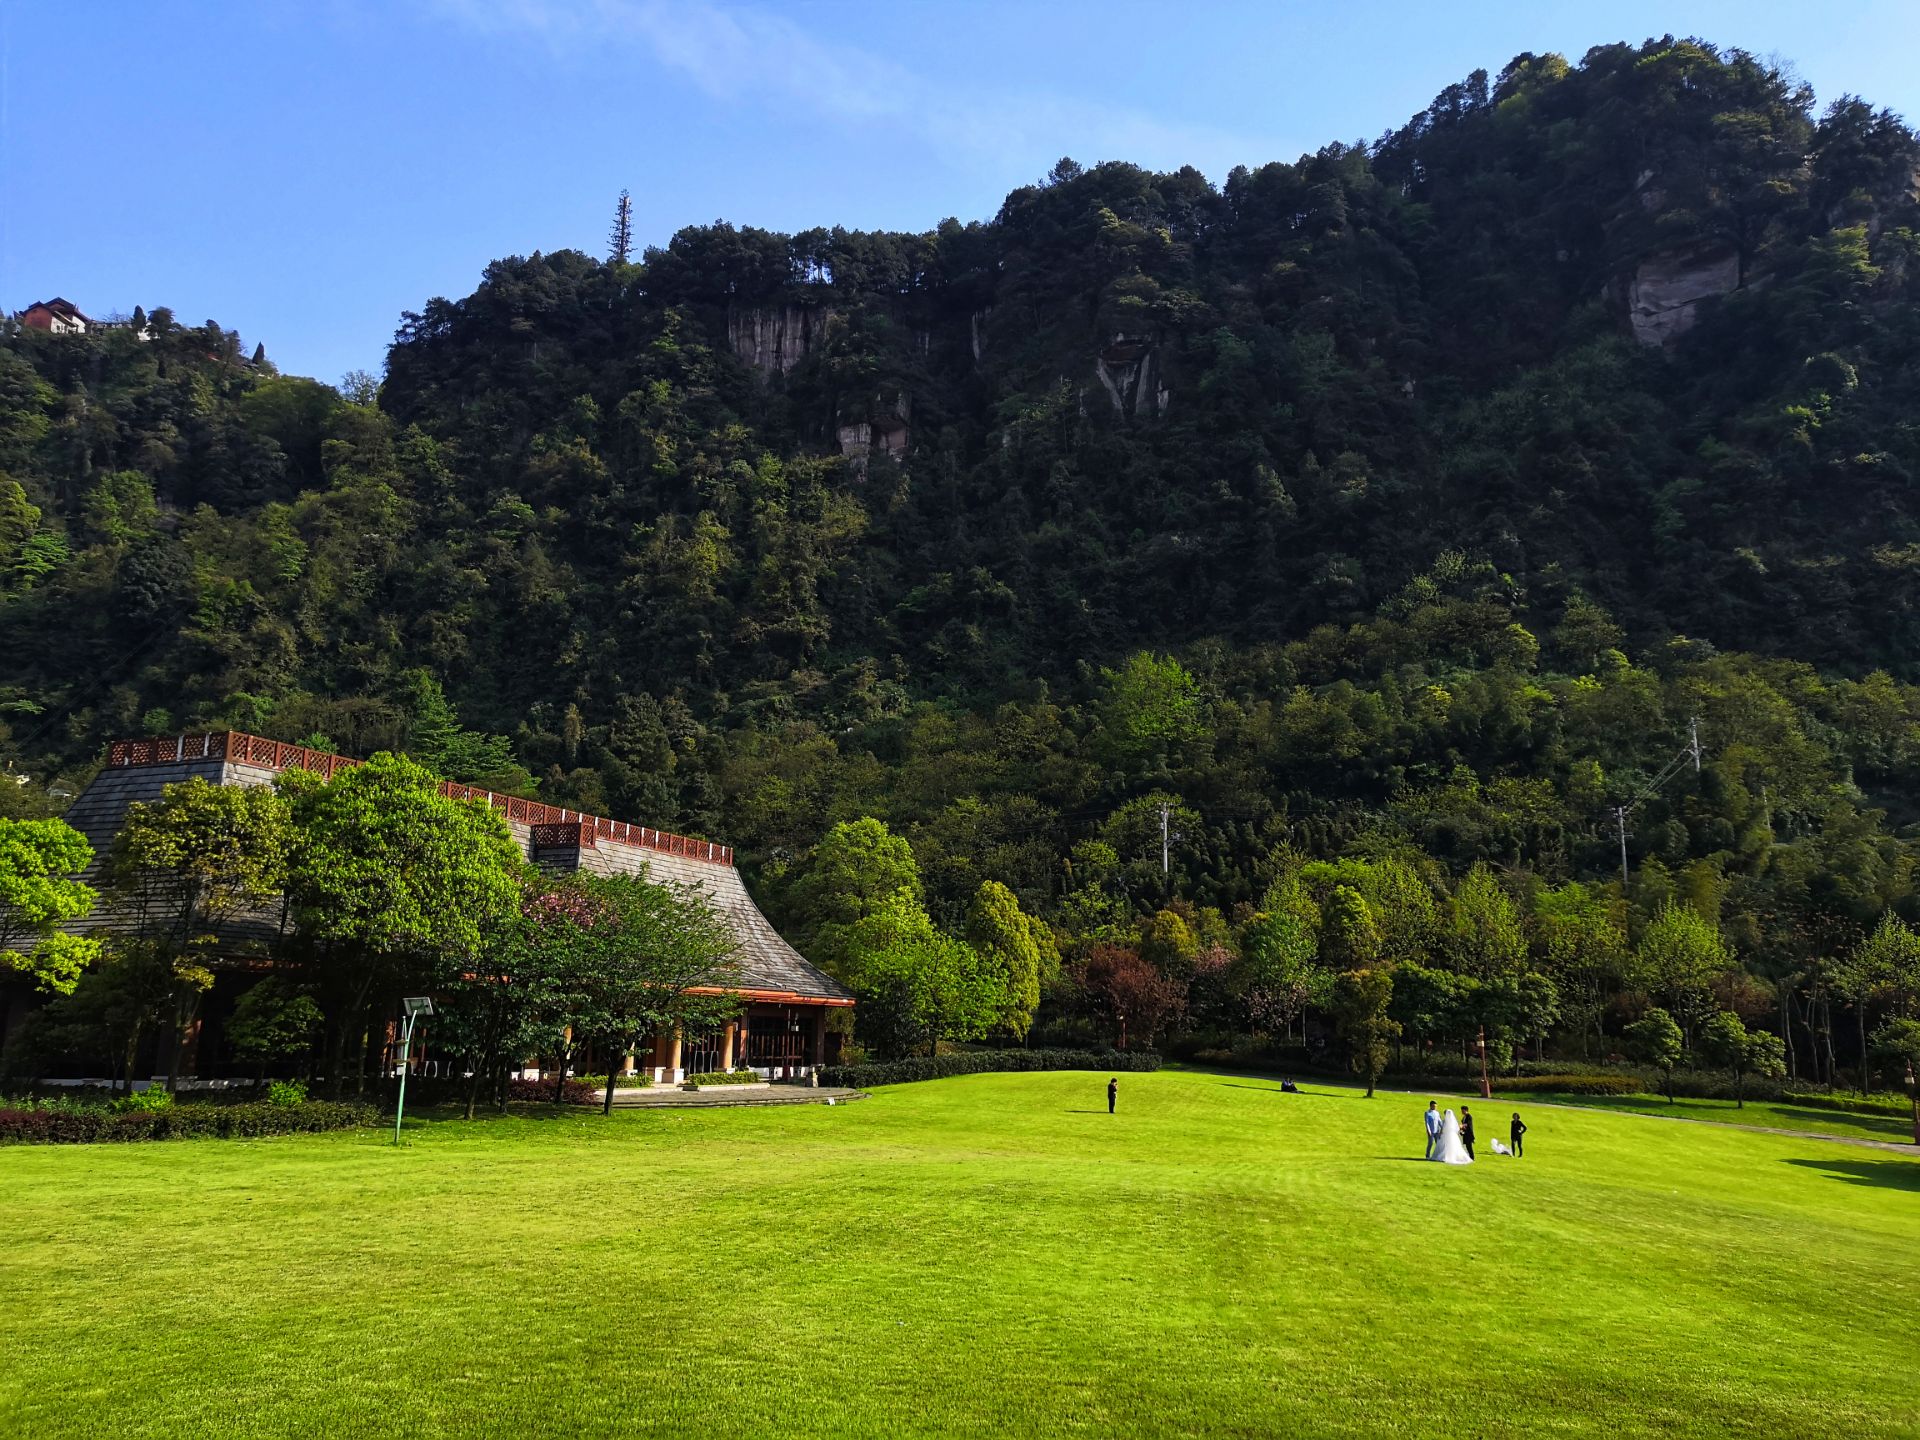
1906;1060;1917;1147
393;996;434;1146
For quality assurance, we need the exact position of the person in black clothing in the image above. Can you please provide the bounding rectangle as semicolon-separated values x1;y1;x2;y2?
1510;1112;1526;1158
1107;1077;1118;1114
1459;1105;1476;1159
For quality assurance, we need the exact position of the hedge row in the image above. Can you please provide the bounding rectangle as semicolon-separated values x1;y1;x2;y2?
1781;1090;1914;1118
1379;1073;1642;1097
0;1100;380;1144
397;1076;600;1106
820;1049;1162;1089
1483;1074;1644;1096
686;1070;759;1086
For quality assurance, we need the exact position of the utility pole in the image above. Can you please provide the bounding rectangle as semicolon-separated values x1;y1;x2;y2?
608;189;633;265
1159;801;1171;877
1612;716;1702;889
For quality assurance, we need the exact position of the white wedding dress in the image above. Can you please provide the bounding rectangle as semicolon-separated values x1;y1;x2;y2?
1431;1109;1472;1165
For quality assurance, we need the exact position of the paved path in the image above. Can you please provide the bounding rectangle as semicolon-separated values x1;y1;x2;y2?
598;1085;865;1109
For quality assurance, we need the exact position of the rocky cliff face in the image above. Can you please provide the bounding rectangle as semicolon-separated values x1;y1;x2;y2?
1093;333;1170;420
727;305;833;375
1627;241;1742;345
837;392;911;469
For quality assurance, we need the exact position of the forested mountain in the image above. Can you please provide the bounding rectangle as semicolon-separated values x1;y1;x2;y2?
7;37;1920;1054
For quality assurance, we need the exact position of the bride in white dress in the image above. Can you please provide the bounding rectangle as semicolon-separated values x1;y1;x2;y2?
1431;1108;1472;1165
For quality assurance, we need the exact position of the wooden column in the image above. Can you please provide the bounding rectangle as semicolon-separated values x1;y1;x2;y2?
667;1027;683;1079
808;1009;827;1066
720;1021;736;1072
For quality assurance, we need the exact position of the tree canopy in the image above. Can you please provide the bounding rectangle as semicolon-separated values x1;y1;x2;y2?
9;34;1920;1087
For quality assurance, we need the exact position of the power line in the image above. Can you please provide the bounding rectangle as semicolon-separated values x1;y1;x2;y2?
1613;715;1703;886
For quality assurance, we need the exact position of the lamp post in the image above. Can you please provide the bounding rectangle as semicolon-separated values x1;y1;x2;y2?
1906;1060;1917;1147
1477;1025;1492;1100
392;996;434;1147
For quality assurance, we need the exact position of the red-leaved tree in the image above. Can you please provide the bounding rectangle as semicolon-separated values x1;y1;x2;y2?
1081;944;1185;1050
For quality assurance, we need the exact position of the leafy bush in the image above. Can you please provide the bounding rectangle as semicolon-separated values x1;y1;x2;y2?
686;1070;760;1086
0;1099;379;1144
265;1079;308;1108
1389;1053;1621;1080
1651;1069;1791;1102
112;1086;175;1114
1492;1074;1644;1096
504;1077;598;1105
1781;1090;1913;1117
820;1049;1161;1089
606;1074;655;1089
396;1075;600;1106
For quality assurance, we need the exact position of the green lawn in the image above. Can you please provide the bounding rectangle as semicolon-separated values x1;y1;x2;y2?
2;1070;1915;1438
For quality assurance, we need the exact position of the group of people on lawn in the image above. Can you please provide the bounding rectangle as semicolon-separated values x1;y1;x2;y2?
1424;1099;1524;1164
1101;1078;1530;1169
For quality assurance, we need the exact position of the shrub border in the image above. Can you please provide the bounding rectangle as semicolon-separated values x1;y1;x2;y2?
0;1099;380;1144
820;1049;1161;1089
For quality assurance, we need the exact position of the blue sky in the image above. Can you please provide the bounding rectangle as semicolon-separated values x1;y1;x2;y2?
6;1;1917;383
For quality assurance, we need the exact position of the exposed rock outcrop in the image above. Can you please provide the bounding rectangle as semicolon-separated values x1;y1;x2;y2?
727;305;833;376
1627;241;1741;345
837;392;910;470
1093;333;1170;420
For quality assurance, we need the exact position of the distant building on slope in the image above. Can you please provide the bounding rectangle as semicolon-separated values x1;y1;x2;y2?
19;297;92;334
15;298;151;339
10;731;850;1084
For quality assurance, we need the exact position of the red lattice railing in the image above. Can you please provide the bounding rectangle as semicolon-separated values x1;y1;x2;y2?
529;822;598;851
104;731;734;866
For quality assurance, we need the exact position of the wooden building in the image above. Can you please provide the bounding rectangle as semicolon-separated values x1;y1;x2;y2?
18;298;92;334
23;732;851;1082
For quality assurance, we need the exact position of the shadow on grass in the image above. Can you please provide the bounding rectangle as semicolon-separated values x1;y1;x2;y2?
1766;1105;1912;1139
1064;1109;1112;1114
1784;1156;1920;1191
1215;1082;1367;1099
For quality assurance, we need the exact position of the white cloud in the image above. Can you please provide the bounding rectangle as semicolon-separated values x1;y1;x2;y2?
431;0;1288;181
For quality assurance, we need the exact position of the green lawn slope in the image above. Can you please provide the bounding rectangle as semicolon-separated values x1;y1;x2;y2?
2;1070;1914;1438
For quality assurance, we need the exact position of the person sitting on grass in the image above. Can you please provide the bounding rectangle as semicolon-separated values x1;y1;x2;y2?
1280;1078;1300;1093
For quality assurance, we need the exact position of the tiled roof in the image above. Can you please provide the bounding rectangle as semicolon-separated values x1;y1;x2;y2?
67;733;852;1004
62;756;287;953
570;834;852;1003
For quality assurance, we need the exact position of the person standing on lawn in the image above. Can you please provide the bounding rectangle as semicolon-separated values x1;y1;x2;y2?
1460;1105;1477;1160
1107;1077;1118;1115
1424;1100;1441;1159
1510;1112;1526;1158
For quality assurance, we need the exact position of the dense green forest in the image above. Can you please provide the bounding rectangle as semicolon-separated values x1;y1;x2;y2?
8;37;1920;1082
